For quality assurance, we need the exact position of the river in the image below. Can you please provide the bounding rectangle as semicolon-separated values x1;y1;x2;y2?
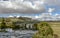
0;30;37;38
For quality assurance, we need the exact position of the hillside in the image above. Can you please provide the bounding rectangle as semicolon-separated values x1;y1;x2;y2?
0;17;39;23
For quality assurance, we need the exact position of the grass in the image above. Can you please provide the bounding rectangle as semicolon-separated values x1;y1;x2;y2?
47;22;60;38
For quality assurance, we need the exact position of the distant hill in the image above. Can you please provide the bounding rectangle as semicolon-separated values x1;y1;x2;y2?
0;17;39;23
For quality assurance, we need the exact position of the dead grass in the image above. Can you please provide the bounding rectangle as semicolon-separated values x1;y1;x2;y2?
47;22;60;38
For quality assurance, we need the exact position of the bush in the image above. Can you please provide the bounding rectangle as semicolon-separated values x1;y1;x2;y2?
0;18;7;30
32;22;54;38
33;23;38;30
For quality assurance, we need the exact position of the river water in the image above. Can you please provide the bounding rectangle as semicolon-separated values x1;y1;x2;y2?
0;30;37;38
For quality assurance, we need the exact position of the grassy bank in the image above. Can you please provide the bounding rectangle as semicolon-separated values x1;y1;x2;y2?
46;22;60;38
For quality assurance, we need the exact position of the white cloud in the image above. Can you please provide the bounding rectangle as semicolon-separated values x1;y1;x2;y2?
7;13;60;21
42;0;60;6
36;13;60;21
55;14;60;18
55;13;59;16
0;0;60;20
48;8;55;13
9;15;14;17
35;15;39;18
0;0;59;14
16;15;20;18
0;0;46;14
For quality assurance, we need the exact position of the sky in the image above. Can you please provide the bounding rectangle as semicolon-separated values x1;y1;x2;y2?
0;0;60;19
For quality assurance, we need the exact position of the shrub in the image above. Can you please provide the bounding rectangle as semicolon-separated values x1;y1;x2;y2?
32;22;53;38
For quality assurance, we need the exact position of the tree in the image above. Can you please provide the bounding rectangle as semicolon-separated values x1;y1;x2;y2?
32;22;53;38
0;18;7;31
5;18;11;22
33;23;38;30
11;22;20;30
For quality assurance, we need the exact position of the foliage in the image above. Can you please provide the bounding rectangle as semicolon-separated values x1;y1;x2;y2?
0;18;7;30
0;17;39;31
33;23;38;30
32;22;54;38
5;18;11;22
11;22;20;30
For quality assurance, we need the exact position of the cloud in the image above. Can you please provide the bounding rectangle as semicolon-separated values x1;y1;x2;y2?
0;0;46;14
7;12;60;21
48;8;55;13
42;0;60;6
34;13;60;21
0;0;60;17
8;15;14;17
